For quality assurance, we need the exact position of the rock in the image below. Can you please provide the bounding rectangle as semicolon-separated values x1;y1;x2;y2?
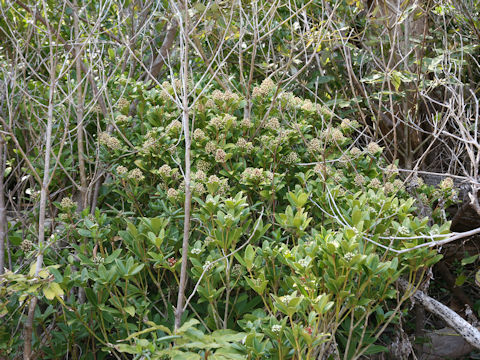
420;327;474;360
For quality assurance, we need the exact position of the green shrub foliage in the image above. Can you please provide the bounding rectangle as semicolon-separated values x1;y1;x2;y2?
1;79;449;360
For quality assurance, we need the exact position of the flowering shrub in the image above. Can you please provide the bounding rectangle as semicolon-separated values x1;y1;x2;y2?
0;79;448;359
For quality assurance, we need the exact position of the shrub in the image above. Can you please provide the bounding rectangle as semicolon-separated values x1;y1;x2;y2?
0;79;447;359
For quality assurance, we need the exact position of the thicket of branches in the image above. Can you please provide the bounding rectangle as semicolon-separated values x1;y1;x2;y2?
0;0;480;359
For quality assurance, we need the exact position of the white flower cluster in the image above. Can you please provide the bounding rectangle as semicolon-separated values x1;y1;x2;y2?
215;149;227;163
368;178;381;189
60;197;76;210
194;183;206;195
409;176;425;188
350;147;362;156
393;179;404;190
196;160;211;172
167;188;178;200
240;118;253;128
322;128;345;143
204;236;215;245
440;177;454;190
301;99;316;112
231;264;244;277
397;226;409;236
224;213;235;222
159;164;172;177
99;132;121;150
205;141;217;154
284;152;300;164
264;117;280;130
193;129;206;141
386;164;399;176
280;92;304;108
308;138;322;153
298;258;309;268
271;325;282;334
366;142;382;155
211;89;240;103
354;174;365;186
116;114;129;124
142;137;156;152
241;168;265;183
259;134;281;148
166;120;182;135
20;239;34;252
236;138;254;152
193;170;206;182
344;252;355;262
314;163;329;176
209;116;226;129
207;175;230;194
340;118;351;130
252;78;276;98
116;97;129;109
93;255;104;265
128;169;145;182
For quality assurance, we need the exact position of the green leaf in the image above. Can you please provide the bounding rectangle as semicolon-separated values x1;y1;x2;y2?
43;286;55;300
149;217;166;234
462;254;478;266
115;343;138;354
362;344;388;355
164;351;201;360
177;319;200;334
85;288;98;306
129;264;144;276
124;306;135;317
126;222;138;237
105;249;122;263
29;262;37;277
455;273;467;287
244;276;267;295
244;245;256;271
48;267;63;282
352;208;362;226
78;228;92;237
391;71;402;91
108;48;115;60
43;282;64;300
122;324;173;342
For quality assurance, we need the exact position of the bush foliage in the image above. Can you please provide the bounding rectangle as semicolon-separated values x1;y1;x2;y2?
2;0;478;358
1;81;449;359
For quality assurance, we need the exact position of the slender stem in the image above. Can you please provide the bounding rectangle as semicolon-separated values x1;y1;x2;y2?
289;315;302;359
175;0;191;331
74;2;88;211
23;2;60;354
0;137;7;275
73;0;87;305
223;258;231;329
